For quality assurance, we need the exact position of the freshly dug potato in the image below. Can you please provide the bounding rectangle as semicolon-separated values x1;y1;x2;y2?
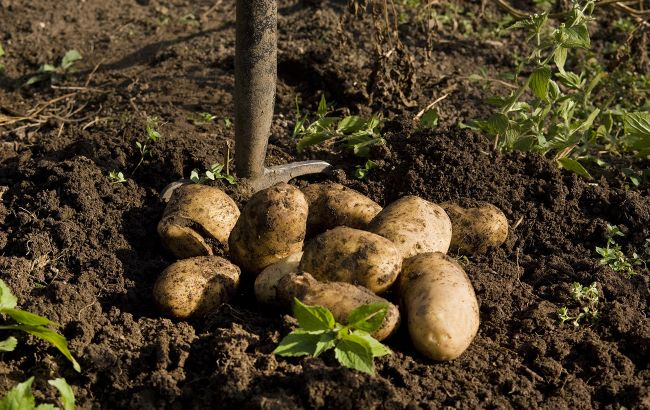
299;226;402;294
254;252;303;305
228;183;308;274
158;184;240;259
400;252;479;361
368;196;452;258
441;202;508;255
276;272;400;341
153;256;240;318
301;182;382;235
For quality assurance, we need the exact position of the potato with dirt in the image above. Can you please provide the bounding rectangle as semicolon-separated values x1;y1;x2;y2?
153;256;241;318
157;184;240;259
273;271;400;341
254;251;303;305
441;202;508;255
228;183;308;274
368;196;452;258
400;252;479;361
301;182;382;235
299;226;402;294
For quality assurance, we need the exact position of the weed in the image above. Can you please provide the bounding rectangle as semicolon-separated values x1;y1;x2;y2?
274;299;391;375
353;159;377;180
467;1;650;180
595;224;645;276
0;279;80;371
0;376;75;410
294;95;383;157
558;281;600;326
25;50;82;86
223;117;233;129
190;163;236;185
189;112;216;126
133;117;162;173
107;170;126;184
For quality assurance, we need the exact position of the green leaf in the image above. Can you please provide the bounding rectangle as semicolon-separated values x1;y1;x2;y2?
346;303;388;333
554;47;567;74
623;112;650;154
0;377;37;410
487;113;509;134
292;298;335;331
1;324;81;372
48;378;75;410
560;24;590;49
3;309;57;327
529;66;551;101
337;116;367;134
317;94;328;117
353;159;377;180
558;157;592;179
351;330;391;357
0;279;18;310
419;109;438;129
334;334;375;375
272;329;323;357
0;336;18;352
548;80;560;101
61;49;82;70
313;331;337;357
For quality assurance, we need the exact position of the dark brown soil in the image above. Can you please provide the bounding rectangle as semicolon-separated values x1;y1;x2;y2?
1;1;649;409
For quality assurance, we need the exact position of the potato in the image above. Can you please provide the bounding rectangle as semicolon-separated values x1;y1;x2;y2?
400;252;479;361
441;202;508;255
299;226;401;294
228;183;308;274
276;272;400;341
368;196;452;258
157;184;240;259
153;256;240;318
301;182;382;235
254;252;303;305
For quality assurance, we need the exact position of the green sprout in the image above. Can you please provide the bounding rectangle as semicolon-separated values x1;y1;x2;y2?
189;112;217;126
189;163;236;185
274;299;391;375
595;224;645;276
25;50;82;86
353;159;377;180
107;170;126;184
133;117;162;173
0;377;75;410
558;281;600;326
0;279;80;372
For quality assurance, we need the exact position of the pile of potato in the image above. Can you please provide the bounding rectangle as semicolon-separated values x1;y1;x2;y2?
153;181;508;361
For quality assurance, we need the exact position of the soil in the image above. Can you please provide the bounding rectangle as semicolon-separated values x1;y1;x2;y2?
1;0;649;409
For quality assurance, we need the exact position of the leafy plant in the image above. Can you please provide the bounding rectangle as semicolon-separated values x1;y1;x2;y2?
133;117;162;173
25;50;82;86
353;159;377;180
189;112;216;126
467;1;649;179
273;299;391;375
190;163;236;185
558;281;599;326
596;224;646;276
0;279;80;372
107;170;126;184
0;376;75;410
294;95;384;157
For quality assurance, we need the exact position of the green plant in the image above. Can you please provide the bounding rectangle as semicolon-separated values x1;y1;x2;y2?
189;112;217;126
353;159;377;180
467;1;650;179
558;281;599;326
190;163;236;185
107;170;126;184
0;279;80;372
0;376;75;410
596;224;646;276
133;117;162;173
25;50;82;86
294;95;383;157
273;298;391;375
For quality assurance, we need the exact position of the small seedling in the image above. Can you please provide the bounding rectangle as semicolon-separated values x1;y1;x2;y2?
418;108;439;130
0;279;80;372
353;159;377;180
0;376;75;410
223;117;233;129
189;163;236;185
274;299;391;375
133;117;162;173
294;95;384;157
595;224;645;276
25;50;82;86
189;112;217;126
107;170;126;184
558;281;600;326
